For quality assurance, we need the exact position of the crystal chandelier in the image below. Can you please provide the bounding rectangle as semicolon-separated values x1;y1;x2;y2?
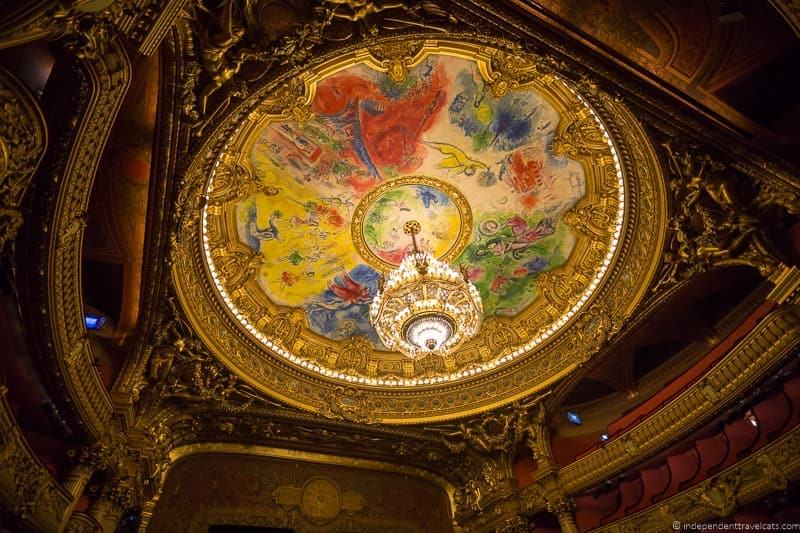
370;220;483;358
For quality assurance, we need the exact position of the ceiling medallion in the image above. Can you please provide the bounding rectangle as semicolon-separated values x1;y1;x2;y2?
174;37;667;422
370;220;483;357
351;175;472;272
199;43;625;385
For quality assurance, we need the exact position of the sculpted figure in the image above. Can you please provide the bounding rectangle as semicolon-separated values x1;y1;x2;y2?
196;0;260;114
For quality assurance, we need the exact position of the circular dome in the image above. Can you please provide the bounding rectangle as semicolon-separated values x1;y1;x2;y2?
174;39;667;423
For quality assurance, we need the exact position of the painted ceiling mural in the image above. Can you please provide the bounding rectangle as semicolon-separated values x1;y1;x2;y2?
235;55;585;348
185;39;646;414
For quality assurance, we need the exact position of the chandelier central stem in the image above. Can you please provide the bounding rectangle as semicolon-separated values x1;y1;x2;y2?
403;220;421;253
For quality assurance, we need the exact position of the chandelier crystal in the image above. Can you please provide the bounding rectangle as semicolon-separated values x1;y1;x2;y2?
370;220;483;358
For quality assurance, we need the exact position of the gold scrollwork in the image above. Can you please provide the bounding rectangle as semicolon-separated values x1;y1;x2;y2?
171;37;665;423
551;111;610;159
258;77;314;127
485;49;550;98
367;40;425;84
263;309;305;351
210;247;266;293
336;337;373;374
0;67;47;251
562;202;616;242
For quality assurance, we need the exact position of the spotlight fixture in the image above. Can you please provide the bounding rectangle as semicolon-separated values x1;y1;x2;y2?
84;313;106;330
745;410;759;428
566;411;582;425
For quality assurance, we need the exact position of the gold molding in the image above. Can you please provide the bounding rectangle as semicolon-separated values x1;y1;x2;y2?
170;35;667;423
0;384;72;531
767;264;800;304
0;66;47;251
547;303;800;500
592;423;800;532
350;174;474;272
140;441;457;528
43;42;132;438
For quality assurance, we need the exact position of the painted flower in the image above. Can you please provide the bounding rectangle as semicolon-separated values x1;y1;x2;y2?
281;271;297;287
465;266;484;281
512;266;528;277
524;256;550;275
490;275;510;294
328;272;371;304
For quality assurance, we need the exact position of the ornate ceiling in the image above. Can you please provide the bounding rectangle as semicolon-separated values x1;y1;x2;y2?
173;38;664;422
0;1;799;532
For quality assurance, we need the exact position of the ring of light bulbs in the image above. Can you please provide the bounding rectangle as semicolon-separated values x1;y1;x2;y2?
201;76;625;388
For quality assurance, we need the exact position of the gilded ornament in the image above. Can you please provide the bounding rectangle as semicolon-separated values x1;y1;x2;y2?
495;515;531;533
324;386;375;424
480;318;521;354
0;67;47;252
207;161;281;204
694;473;741;517
551;112;610;159
622;436;638;455
253;76;315;127
562;202;616;242
754;454;787;491
210;247;266;293
545;496;574;517
367;40;424;83
535;271;584;312
486;49;546;98
655;140;792;292
172;37;662;423
699;379;719;402
263;309;305;350
336;336;372;373
0;1;135;59
274;476;364;524
194;0;271;115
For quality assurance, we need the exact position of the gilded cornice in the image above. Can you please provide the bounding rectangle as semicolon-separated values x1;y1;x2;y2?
140;442;457;530
0;65;47;252
0;380;72;531
552;300;800;499
593;423;800;532
111;27;195;424
0;0;187;58
170;33;666;423
769;1;800;39
24;42;132;439
133;395;508;521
